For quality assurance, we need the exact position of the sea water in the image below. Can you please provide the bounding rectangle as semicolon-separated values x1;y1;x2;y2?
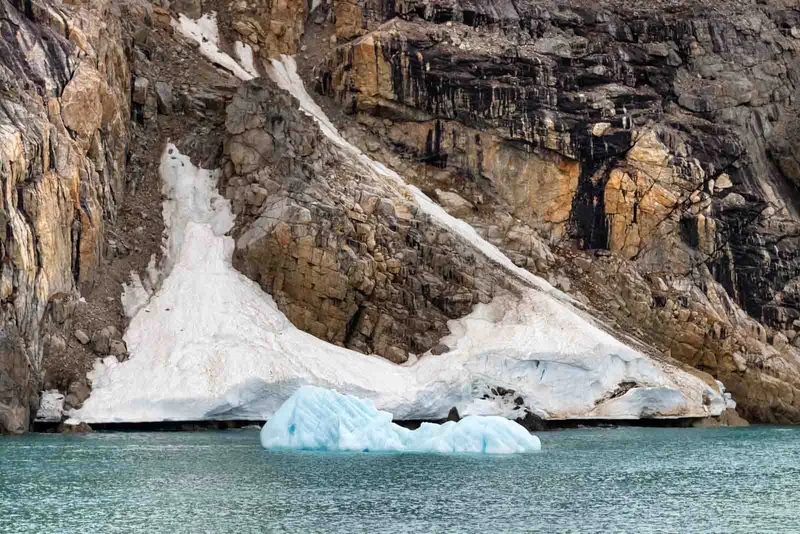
1;426;798;533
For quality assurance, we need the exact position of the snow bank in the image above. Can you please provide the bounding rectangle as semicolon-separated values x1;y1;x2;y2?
261;386;541;454
35;390;64;423
74;144;723;424
73;42;725;424
234;41;259;79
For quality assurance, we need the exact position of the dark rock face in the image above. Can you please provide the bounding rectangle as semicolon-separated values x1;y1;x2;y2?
321;0;800;324
314;0;800;421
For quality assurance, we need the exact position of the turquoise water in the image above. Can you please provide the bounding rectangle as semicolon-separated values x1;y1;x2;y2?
1;426;798;533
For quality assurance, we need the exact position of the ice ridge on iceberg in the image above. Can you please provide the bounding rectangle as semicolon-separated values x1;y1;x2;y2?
260;386;542;454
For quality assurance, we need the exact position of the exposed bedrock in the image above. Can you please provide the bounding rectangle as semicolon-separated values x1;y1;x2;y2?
222;79;519;362
0;0;130;433
312;0;800;422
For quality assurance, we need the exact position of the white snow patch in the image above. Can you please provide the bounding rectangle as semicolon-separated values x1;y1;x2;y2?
35;390;64;423
717;380;737;410
261;386;541;454
121;272;150;318
172;12;254;81
74;145;724;424
234;41;259;79
121;255;160;319
145;254;160;290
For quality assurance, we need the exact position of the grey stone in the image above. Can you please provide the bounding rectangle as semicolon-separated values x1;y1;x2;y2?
74;329;90;345
431;344;450;355
155;81;173;115
91;326;121;355
68;380;91;405
110;340;127;357
133;77;149;105
376;198;395;217
384;346;408;364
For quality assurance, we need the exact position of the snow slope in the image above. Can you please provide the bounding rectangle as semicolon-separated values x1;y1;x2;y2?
261;386;541;454
73;32;725;424
73;144;722;423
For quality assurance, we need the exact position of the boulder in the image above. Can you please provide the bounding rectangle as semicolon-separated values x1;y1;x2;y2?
109;340;128;358
60;63;108;140
59;421;93;434
133;76;149;105
155;81;173;115
74;330;90;345
91;326;121;355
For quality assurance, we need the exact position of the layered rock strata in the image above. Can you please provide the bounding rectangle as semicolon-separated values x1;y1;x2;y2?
312;0;800;422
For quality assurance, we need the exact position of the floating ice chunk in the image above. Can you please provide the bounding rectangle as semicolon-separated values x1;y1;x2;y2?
260;386;541;454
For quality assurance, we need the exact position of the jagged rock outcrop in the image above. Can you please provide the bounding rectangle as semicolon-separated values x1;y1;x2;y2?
221;0;308;58
312;0;800;422
223;79;519;360
0;0;130;433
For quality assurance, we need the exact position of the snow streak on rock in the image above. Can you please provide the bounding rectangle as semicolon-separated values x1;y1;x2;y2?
268;56;557;294
172;12;255;81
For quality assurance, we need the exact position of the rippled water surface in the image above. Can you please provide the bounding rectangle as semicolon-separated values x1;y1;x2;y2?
2;426;799;533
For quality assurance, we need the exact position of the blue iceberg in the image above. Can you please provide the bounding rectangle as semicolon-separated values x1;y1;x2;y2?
260;386;541;454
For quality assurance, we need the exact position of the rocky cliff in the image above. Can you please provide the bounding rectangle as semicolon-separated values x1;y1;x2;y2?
0;0;130;432
224;79;513;362
2;0;799;432
311;0;800;422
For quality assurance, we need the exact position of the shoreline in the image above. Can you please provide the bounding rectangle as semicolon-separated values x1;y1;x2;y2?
31;415;733;434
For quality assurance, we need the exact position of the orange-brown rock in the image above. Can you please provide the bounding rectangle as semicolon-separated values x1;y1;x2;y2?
0;0;129;433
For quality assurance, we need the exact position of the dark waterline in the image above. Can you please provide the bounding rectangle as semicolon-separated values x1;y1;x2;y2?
2;426;799;533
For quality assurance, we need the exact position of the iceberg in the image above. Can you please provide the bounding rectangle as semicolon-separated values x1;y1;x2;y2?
260;386;542;454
